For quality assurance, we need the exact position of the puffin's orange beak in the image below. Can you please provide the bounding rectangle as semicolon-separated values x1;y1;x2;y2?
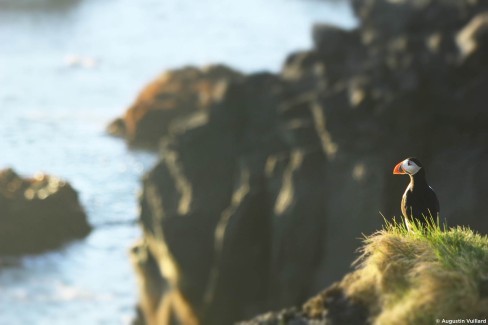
393;161;406;174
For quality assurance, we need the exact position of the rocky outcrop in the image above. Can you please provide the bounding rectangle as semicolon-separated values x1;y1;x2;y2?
242;224;488;324
107;65;243;146
239;281;369;325
127;0;488;324
0;168;91;255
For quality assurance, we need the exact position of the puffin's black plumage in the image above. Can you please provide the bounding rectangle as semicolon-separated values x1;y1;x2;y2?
393;157;440;227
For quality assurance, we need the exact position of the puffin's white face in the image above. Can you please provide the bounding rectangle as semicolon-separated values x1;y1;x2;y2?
401;159;421;175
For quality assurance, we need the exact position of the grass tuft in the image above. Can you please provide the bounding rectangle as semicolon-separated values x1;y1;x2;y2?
344;217;488;324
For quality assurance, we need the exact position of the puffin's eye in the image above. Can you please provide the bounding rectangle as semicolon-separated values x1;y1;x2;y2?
407;161;411;166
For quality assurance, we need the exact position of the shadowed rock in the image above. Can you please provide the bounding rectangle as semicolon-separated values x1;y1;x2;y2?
0;168;91;255
239;282;368;325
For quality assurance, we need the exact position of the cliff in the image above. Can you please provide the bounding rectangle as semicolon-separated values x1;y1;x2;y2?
120;0;488;324
242;221;488;324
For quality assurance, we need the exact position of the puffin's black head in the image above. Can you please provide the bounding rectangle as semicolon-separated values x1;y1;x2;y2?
393;157;423;176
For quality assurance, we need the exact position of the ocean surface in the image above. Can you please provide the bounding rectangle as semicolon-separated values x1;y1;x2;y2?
0;0;355;324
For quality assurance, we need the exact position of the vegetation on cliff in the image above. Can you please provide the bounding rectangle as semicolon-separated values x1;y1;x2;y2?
348;219;488;324
244;220;488;324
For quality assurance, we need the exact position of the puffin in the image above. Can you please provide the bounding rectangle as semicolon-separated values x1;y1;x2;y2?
393;157;440;229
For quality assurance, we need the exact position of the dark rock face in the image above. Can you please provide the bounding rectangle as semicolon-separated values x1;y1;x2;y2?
240;282;369;325
0;168;91;255
128;0;488;324
107;65;243;146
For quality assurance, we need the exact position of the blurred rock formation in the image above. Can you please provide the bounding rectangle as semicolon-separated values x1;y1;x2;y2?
0;168;91;255
120;0;488;323
107;65;243;146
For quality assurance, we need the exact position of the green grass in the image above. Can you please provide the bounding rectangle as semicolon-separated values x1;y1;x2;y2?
343;217;488;325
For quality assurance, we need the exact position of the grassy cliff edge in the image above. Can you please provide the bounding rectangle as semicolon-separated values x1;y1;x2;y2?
243;220;488;324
